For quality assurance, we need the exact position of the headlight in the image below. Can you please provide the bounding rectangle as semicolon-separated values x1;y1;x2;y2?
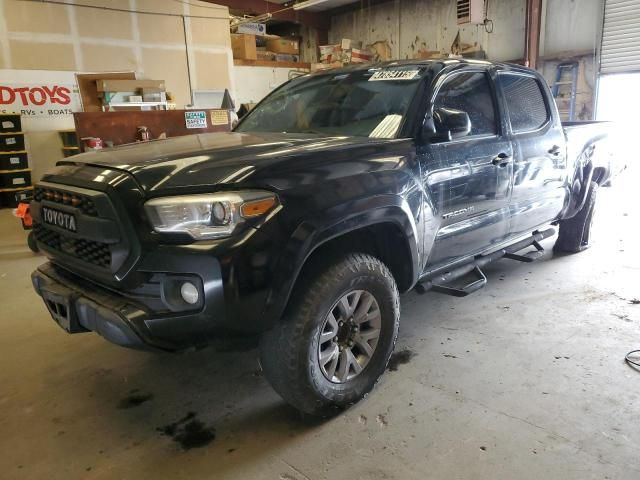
144;191;278;239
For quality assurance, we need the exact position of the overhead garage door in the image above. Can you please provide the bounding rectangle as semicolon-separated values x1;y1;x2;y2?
600;0;640;74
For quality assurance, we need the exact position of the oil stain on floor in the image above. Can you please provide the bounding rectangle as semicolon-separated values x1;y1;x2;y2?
387;349;416;371
157;412;216;450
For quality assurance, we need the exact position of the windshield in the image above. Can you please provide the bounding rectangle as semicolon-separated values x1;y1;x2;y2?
236;66;426;138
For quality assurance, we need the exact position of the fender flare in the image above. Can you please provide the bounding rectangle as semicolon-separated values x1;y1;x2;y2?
260;195;421;328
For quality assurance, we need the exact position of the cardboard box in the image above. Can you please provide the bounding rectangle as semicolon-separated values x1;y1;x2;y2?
341;38;362;50
96;79;165;92
319;44;341;63
237;22;266;36
414;49;446;60
348;48;373;63
143;92;167;103
256;51;274;61
256;49;276;61
266;37;299;54
231;33;257;60
142;86;164;93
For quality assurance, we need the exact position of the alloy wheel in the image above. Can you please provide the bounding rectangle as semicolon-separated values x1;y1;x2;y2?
317;290;382;383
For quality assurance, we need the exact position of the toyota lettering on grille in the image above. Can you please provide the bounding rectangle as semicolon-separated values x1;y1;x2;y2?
42;207;77;233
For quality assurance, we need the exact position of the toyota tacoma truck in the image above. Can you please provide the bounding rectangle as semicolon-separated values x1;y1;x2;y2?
31;60;613;416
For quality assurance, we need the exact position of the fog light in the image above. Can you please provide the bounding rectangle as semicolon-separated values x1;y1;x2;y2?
180;282;199;305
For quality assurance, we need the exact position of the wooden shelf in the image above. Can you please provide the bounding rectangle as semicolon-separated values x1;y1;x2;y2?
0;185;33;193
539;50;595;62
234;59;310;69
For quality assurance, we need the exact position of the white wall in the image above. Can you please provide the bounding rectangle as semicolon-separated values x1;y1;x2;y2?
0;0;234;181
232;66;308;106
539;0;603;120
543;0;602;56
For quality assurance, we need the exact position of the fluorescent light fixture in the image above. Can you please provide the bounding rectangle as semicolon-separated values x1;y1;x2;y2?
233;13;272;25
293;0;331;10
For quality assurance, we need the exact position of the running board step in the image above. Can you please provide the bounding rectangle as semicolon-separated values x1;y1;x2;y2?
430;265;487;297
416;228;554;297
503;240;544;263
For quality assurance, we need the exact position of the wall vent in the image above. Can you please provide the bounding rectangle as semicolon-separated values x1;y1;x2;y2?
457;0;485;25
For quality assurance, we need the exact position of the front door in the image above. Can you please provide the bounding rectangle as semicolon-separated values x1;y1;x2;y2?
421;69;513;269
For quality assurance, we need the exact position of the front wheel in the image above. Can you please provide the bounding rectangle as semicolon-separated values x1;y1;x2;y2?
259;253;400;417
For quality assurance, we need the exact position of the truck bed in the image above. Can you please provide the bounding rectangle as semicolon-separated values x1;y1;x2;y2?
563;120;616;183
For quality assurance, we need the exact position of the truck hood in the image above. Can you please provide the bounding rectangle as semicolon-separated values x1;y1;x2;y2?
64;132;397;193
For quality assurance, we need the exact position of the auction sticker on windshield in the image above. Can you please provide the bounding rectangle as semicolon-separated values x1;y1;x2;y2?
369;70;420;81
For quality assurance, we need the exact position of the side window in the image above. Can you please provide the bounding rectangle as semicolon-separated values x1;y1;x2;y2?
433;72;497;137
498;73;549;132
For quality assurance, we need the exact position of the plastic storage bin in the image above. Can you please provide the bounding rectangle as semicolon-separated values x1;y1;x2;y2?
0;114;22;133
0;187;33;208
0;169;31;189
0;151;28;170
0;133;25;152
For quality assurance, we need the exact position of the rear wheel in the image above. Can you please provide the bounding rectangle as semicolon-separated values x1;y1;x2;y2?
259;253;400;417
554;181;598;253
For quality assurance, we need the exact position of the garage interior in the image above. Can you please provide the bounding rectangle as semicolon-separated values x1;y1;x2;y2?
0;0;638;478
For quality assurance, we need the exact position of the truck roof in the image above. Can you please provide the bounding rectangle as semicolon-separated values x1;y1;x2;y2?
310;58;533;76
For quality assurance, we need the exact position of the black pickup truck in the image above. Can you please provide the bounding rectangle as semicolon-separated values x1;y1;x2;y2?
31;60;612;416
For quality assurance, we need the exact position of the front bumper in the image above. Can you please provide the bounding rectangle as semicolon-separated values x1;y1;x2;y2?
32;263;153;349
31;256;227;351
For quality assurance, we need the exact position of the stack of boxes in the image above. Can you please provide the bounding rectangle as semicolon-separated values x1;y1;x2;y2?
231;23;301;63
0;114;32;208
314;38;374;71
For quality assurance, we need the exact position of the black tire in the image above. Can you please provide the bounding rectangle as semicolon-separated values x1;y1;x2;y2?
554;181;598;253
27;231;39;253
259;253;400;417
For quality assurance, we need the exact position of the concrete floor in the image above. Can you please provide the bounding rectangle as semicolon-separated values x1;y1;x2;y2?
1;173;639;480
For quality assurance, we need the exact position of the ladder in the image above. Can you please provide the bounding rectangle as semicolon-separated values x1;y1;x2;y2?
552;62;579;121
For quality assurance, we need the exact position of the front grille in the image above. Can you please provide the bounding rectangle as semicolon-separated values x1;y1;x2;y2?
34;224;111;269
34;186;98;216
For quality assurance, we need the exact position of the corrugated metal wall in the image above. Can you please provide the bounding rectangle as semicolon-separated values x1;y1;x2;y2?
600;0;640;74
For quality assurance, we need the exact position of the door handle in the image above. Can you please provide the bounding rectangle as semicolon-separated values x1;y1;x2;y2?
548;145;561;156
492;153;512;167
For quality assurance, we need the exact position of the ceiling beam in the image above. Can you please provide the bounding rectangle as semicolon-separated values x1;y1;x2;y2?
327;0;392;16
204;0;330;30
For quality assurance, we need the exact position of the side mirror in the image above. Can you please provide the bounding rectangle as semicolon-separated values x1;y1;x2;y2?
425;107;472;142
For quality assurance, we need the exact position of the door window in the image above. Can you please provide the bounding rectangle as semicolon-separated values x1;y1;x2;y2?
498;74;549;132
433;72;497;137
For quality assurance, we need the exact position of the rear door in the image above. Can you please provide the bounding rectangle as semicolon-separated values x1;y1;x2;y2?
421;68;513;268
496;71;567;236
